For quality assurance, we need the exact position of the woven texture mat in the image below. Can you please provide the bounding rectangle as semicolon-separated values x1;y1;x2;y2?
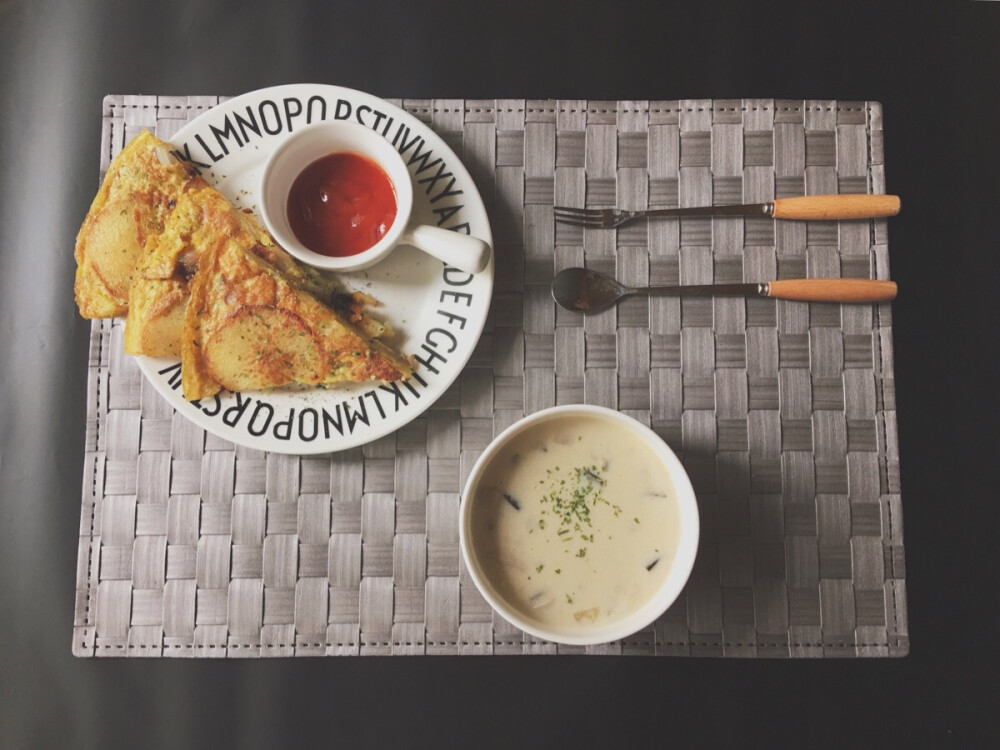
74;95;907;657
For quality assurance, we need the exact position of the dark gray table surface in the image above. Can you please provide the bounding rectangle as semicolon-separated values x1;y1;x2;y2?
1;1;997;746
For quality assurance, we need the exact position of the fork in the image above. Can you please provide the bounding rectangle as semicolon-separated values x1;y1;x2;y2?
553;194;901;229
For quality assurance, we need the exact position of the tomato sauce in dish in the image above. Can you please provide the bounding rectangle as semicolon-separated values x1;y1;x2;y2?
287;152;397;258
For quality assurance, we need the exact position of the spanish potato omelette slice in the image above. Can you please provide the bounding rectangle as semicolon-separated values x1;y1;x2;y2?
180;203;413;402
74;130;207;318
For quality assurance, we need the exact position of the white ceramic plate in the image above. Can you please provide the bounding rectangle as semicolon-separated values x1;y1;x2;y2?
136;84;493;454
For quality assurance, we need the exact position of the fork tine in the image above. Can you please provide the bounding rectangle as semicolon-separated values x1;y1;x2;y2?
552;205;602;216
553;206;613;228
553;214;608;228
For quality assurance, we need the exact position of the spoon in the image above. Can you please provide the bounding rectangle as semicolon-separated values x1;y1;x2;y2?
551;267;897;313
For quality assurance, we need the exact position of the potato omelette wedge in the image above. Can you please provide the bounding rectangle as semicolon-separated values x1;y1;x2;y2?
181;219;413;402
75;130;207;318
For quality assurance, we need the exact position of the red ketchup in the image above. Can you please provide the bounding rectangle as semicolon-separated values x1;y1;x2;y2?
287;152;397;257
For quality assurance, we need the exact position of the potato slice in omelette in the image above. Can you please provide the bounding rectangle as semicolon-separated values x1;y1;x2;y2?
75;130;207;318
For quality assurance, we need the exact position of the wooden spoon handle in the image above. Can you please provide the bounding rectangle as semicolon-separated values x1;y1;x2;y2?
771;194;901;220
767;279;897;302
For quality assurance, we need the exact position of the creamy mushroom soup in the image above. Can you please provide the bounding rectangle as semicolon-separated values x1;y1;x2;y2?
468;415;682;632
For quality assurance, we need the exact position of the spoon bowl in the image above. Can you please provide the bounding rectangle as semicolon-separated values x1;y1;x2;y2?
551;267;630;312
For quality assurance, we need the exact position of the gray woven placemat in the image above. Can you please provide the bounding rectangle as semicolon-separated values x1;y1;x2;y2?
74;95;907;657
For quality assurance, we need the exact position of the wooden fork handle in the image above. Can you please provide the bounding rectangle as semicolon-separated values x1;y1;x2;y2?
767;279;898;302
771;194;901;220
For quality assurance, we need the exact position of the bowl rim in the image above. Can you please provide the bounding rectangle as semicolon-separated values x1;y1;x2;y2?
458;404;700;646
